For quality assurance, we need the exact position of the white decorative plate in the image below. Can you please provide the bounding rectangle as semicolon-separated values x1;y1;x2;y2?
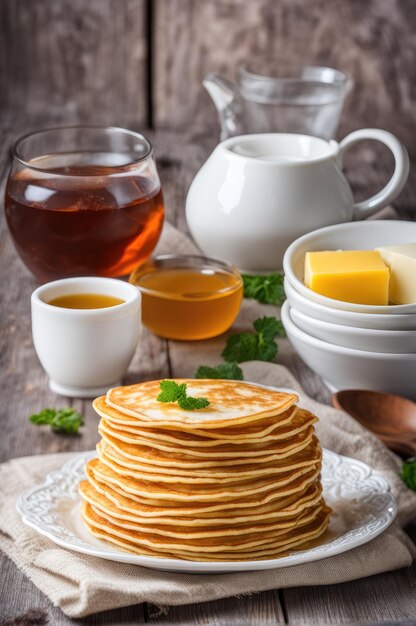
16;449;397;574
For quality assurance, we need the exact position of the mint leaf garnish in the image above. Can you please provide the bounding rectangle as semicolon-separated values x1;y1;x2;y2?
157;380;210;411
178;396;210;410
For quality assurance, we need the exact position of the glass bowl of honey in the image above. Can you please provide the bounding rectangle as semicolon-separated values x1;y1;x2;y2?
129;254;243;340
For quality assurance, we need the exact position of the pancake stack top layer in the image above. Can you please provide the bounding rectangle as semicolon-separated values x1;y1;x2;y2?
79;379;331;561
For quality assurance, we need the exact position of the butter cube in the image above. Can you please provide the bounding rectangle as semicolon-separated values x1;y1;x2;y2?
304;250;389;305
377;243;416;304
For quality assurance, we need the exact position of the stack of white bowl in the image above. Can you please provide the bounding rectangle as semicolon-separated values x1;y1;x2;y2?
282;221;416;399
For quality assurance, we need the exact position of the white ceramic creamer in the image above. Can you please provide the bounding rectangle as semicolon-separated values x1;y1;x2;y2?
186;130;409;271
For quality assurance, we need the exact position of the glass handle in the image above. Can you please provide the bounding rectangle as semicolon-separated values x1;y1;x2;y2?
203;74;241;141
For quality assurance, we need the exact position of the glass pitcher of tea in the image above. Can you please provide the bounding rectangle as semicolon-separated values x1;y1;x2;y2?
204;63;349;141
5;126;165;282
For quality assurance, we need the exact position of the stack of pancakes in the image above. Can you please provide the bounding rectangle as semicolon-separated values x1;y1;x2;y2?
79;379;331;561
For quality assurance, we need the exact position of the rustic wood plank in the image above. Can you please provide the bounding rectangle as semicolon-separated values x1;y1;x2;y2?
282;562;416;624
0;553;73;626
151;130;211;233
0;0;148;128
153;0;416;153
0;551;146;625
146;590;285;624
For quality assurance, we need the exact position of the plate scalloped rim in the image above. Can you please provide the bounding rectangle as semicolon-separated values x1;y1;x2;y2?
16;447;397;574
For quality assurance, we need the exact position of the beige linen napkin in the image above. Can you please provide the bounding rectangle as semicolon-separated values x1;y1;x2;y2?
1;361;415;618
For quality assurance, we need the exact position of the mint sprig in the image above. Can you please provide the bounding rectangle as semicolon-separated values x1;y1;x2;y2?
401;457;416;491
29;408;84;435
242;273;285;305
157;380;210;410
195;362;244;381
221;316;285;363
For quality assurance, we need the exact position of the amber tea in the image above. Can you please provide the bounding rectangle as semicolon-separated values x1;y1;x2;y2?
6;129;164;282
48;293;125;309
5;159;164;282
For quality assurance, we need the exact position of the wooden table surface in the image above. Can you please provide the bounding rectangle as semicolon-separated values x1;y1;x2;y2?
1;126;416;626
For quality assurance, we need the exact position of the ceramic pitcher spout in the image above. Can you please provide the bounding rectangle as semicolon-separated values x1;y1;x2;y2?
203;73;241;140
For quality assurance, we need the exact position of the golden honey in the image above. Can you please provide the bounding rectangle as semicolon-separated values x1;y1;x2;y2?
131;262;243;340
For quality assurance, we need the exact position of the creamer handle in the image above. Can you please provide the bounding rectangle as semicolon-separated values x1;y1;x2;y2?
338;129;409;219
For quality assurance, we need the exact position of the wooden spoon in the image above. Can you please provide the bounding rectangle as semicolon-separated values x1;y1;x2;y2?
332;389;416;455
377;438;416;458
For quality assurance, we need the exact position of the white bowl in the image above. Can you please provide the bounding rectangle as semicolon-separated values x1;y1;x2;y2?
281;301;416;399
284;278;416;331
289;305;416;354
283;220;416;314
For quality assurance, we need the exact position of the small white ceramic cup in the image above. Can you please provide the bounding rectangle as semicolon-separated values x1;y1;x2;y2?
31;277;141;397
